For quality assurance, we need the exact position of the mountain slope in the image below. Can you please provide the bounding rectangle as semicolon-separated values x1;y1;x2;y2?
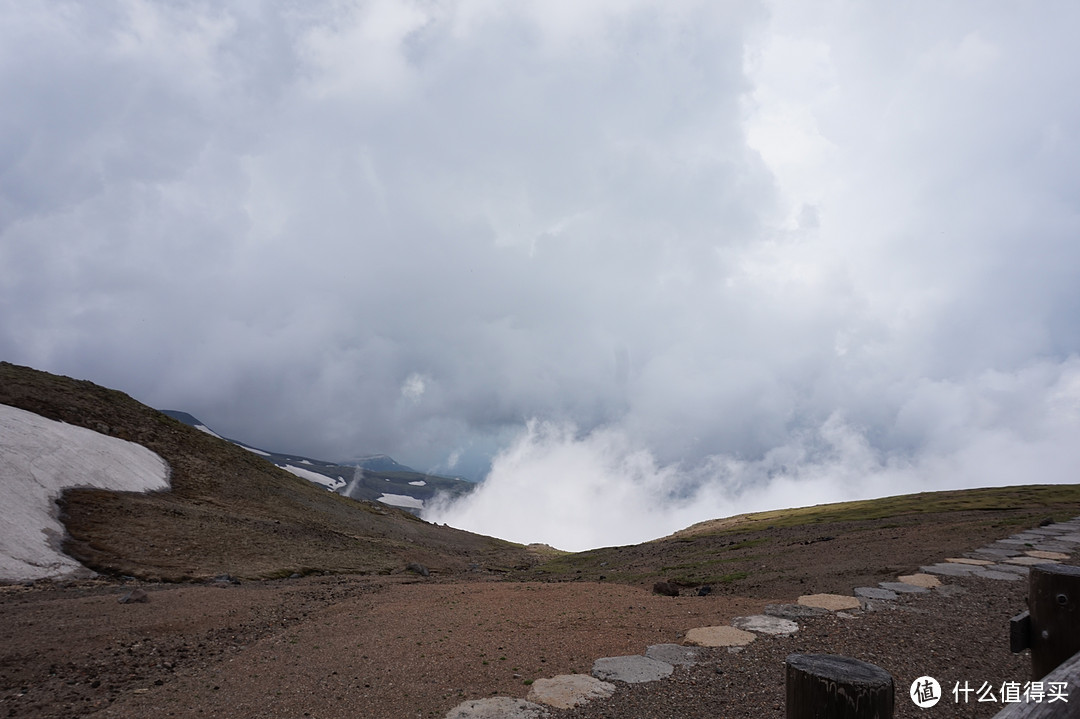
0;362;530;581
158;410;475;511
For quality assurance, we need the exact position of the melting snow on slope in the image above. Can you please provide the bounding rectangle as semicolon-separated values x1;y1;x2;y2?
281;464;346;491
0;404;170;582
378;493;424;509
194;424;222;439
408;480;426;486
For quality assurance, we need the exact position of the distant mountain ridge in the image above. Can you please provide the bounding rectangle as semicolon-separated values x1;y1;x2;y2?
158;410;474;514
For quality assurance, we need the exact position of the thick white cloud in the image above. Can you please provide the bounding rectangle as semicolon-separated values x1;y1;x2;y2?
2;1;1079;549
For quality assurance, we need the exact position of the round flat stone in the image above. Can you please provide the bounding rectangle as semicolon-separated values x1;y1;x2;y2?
971;548;1022;558
854;586;898;601
592;655;673;684
945;557;995;565
446;697;549;719
991;563;1029;575
1026;550;1069;560
684;625;756;647
1033;544;1073;553
974;569;1023;581
920;563;978;577
645;644;702;666
765;603;829;619
797;594;861;611
732;615;800;635
527;675;615;710
879;581;928;593
1005;556;1059;566
896;573;941;588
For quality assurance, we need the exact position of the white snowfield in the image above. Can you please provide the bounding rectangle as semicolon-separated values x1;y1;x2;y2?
0;403;170;582
378;493;424;509
280;463;345;491
194;424;222;439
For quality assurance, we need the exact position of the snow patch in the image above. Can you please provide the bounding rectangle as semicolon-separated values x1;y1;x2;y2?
281;464;345;491
409;480;426;486
239;444;270;456
194;424;222;439
0;404;170;582
299;459;312;465
378;493;425;509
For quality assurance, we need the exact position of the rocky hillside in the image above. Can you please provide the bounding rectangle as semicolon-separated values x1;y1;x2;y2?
0;362;531;581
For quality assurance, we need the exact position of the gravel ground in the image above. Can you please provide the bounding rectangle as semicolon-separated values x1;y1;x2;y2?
554;573;1036;719
0;529;1071;719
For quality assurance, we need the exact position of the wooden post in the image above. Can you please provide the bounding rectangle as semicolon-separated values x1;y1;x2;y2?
786;653;894;719
1029;564;1080;681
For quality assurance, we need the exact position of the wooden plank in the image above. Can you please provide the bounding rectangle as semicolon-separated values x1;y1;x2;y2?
1013;610;1032;653
991;649;1080;718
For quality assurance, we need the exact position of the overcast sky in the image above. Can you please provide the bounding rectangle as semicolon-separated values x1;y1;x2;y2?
3;1;1079;550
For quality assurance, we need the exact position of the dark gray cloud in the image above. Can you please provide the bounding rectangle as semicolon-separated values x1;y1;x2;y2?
2;1;1079;549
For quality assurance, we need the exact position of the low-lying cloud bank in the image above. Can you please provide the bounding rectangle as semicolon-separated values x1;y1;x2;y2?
2;3;1079;552
426;357;1080;551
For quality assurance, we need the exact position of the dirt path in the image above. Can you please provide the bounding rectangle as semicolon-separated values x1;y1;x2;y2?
0;577;776;719
2;509;1076;719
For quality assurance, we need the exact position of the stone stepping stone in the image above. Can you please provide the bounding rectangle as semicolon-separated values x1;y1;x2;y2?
920;563;979;577
1026;550;1070;560
732;615;800;635
527;675;615;710
897;573;941;588
945;557;995;565
971;547;1022;558
995;538;1033;546
990;563;1029;575
1033;543;1074;553
592;655;673;684
1005;556;1059;566
854;587;898;601
1055;533;1080;544
645;644;702;666
684;626;757;647
973;569;1023;581
765;603;829;620
446;697;549;718
797;594;861;611
879;581;928;594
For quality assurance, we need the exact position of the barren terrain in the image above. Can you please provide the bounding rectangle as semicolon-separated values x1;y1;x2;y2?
2;505;1076;718
2;362;1079;718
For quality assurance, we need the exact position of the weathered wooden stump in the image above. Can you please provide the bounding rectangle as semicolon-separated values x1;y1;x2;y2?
1029;563;1080;681
786;653;894;719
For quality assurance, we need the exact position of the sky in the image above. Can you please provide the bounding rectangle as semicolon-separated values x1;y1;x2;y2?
2;1;1080;551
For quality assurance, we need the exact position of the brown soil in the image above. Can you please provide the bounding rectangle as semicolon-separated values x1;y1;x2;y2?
1;515;1070;719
